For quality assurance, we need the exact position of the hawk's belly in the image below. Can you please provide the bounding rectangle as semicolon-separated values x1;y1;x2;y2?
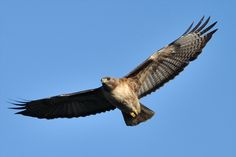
102;84;140;114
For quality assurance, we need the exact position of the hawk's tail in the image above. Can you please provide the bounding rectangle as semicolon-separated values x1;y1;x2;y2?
122;104;155;126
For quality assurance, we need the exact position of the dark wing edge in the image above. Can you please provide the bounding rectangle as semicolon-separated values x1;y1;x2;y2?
10;87;116;119
126;16;218;98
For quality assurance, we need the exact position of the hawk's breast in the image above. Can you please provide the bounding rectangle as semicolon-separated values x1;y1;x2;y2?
102;81;139;112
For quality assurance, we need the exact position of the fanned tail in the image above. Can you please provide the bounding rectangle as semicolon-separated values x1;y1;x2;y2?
122;103;154;126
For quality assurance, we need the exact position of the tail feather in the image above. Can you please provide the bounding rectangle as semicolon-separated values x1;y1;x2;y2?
122;104;154;126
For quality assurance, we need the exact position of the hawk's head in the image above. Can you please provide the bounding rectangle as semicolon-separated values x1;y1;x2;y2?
101;77;118;92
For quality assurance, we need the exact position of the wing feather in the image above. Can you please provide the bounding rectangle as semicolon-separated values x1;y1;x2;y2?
11;87;116;119
126;17;217;98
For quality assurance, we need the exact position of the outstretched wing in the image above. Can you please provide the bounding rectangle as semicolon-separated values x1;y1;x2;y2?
11;87;116;119
126;16;218;98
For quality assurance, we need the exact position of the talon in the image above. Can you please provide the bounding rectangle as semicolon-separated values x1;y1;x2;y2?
134;109;138;115
130;112;136;118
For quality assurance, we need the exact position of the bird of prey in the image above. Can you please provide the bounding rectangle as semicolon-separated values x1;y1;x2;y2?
12;16;218;126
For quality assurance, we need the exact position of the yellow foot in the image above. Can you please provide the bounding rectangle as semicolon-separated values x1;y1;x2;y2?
130;112;136;118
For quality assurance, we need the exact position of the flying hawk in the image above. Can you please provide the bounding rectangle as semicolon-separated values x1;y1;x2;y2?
12;16;218;126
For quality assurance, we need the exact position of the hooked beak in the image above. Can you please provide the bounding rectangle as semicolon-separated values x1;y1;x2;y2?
101;78;107;84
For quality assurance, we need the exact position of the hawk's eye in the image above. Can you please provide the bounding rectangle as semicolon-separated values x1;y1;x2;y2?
107;77;111;81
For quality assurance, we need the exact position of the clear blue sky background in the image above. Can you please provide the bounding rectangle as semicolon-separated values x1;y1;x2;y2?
0;0;235;157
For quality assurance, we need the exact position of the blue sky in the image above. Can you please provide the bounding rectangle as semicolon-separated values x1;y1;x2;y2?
0;0;235;157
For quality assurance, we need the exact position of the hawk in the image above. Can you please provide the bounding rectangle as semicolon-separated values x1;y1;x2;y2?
12;16;218;126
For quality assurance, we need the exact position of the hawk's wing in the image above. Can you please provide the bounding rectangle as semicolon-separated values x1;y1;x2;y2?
126;16;217;98
12;87;116;119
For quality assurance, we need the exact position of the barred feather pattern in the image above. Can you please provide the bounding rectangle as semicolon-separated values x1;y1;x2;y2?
126;16;218;98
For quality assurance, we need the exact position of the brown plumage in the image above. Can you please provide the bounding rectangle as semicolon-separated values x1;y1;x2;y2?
11;16;218;126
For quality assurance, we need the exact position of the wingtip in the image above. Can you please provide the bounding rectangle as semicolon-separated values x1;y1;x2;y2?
199;16;205;23
15;110;26;115
8;99;29;106
15;111;23;115
209;28;218;35
189;16;205;33
206;16;211;22
9;99;28;112
201;15;205;21
181;21;194;36
200;21;218;35
195;16;211;33
212;21;218;25
9;106;26;110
